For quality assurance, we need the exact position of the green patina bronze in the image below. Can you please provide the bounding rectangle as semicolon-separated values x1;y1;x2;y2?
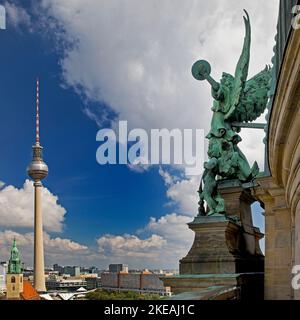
193;10;271;216
8;238;22;274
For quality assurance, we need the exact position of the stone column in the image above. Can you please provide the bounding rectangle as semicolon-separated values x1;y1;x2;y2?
294;201;300;299
34;181;46;292
219;182;264;258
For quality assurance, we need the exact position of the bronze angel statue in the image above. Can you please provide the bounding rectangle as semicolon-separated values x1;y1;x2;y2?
192;10;271;216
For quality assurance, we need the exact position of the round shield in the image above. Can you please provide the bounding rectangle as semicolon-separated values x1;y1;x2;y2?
192;60;211;81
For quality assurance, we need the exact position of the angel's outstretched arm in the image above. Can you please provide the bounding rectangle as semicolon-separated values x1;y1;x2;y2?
204;73;220;93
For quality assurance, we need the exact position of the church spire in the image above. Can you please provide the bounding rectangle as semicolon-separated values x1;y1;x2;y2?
8;238;22;274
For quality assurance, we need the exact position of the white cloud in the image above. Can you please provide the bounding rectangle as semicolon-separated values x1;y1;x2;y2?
94;213;194;269
239;128;266;170
0;230;88;266
0;230;87;252
97;234;166;258
126;163;151;174
159;167;200;216
43;233;88;252
36;0;278;211
145;213;195;263
166;177;200;215
158;167;176;186
38;0;277;129
5;1;31;29
35;0;278;179
144;213;193;245
0;180;66;232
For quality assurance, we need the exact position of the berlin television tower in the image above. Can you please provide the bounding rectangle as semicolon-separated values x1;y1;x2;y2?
27;78;48;292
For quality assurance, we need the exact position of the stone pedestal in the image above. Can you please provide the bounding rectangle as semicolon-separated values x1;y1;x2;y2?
163;182;264;300
180;215;240;274
180;214;263;275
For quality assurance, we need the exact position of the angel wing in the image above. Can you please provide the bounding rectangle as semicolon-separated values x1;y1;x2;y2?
226;66;272;123
225;10;251;120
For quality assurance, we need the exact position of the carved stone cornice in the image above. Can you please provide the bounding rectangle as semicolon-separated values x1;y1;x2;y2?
268;27;300;213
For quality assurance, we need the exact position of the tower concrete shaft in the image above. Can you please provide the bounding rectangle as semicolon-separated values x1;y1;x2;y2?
33;181;46;292
27;79;48;293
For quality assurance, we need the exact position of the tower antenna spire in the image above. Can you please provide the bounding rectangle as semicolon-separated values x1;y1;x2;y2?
36;77;40;144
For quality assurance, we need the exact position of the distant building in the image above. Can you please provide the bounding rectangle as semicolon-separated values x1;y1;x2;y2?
109;264;128;273
46;270;59;277
80;273;98;279
85;277;101;290
22;267;34;279
128;269;142;273
101;271;171;296
46;275;87;291
53;264;80;277
64;266;80;277
151;269;164;275
88;266;100;275
0;262;7;293
80;266;89;274
53;264;64;275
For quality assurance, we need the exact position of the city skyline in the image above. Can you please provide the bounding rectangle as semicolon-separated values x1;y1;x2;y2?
0;0;278;269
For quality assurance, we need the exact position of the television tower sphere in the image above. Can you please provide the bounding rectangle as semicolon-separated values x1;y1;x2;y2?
27;143;48;182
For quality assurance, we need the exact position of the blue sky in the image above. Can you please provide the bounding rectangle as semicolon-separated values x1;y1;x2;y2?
0;1;169;247
0;0;278;269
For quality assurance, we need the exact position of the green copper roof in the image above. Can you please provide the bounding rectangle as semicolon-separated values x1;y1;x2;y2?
8;238;22;274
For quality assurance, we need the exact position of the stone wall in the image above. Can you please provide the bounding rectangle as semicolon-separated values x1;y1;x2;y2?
101;273;118;288
255;19;300;299
101;272;165;291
